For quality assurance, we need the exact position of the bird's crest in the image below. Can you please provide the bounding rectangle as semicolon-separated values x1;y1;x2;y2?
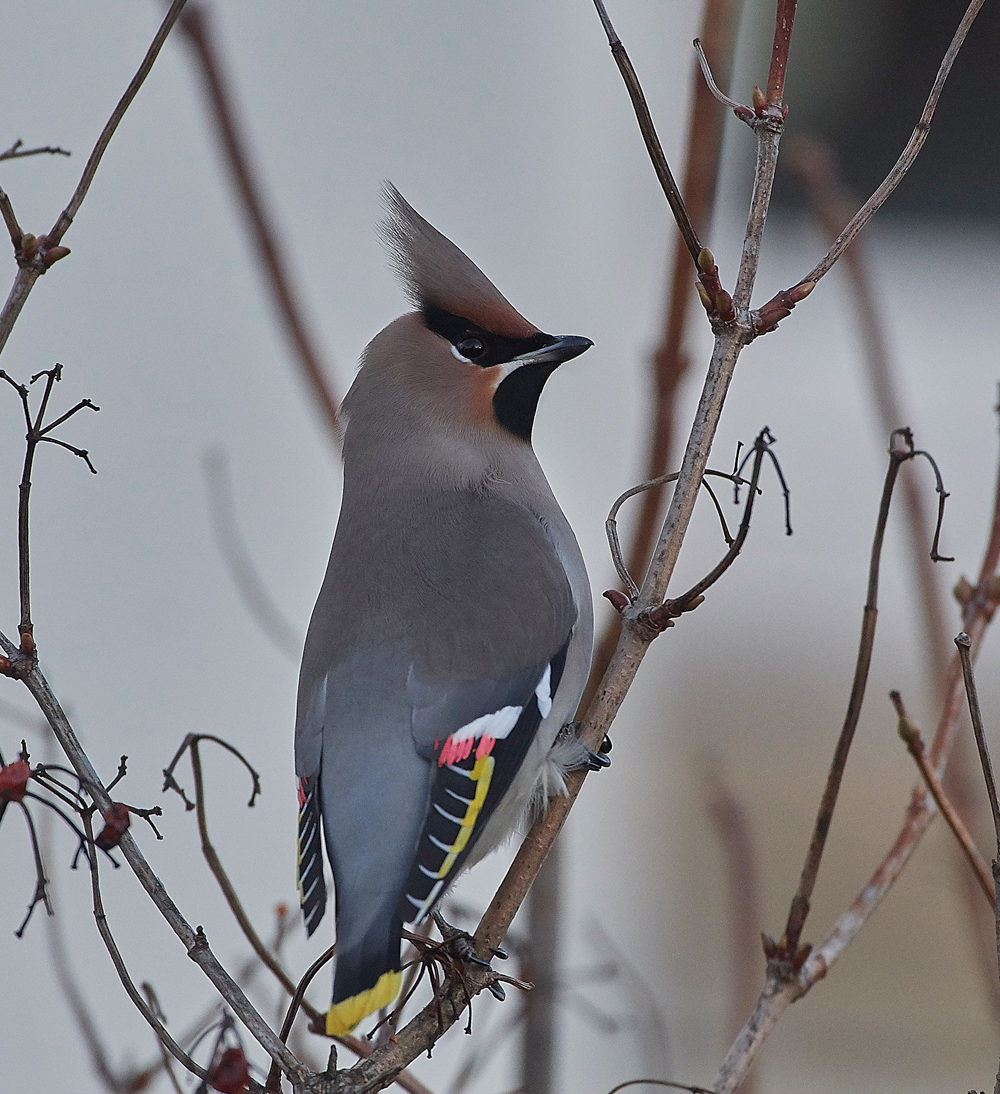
379;184;538;339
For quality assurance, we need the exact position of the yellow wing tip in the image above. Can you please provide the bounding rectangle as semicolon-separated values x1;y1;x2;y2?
326;970;402;1036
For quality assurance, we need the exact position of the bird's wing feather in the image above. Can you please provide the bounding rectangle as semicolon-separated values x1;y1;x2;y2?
397;637;570;925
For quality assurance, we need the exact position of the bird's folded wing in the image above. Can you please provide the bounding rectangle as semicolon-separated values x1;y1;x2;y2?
397;636;571;925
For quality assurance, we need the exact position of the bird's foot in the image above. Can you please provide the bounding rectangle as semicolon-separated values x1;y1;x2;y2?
560;722;613;771
430;911;510;1000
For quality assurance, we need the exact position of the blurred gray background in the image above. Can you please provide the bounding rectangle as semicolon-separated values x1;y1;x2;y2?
1;2;998;1092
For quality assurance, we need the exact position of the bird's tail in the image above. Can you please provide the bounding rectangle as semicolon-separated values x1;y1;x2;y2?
327;909;404;1036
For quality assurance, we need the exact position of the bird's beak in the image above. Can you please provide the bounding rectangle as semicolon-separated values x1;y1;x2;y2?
512;334;594;367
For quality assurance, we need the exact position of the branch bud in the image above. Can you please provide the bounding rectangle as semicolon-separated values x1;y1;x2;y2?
895;714;921;750
788;280;815;303
714;289;735;324
19;234;36;259
42;245;71;268
752;86;766;115
697;247;716;275
952;575;973;605
603;589;631;613
695;281;714;313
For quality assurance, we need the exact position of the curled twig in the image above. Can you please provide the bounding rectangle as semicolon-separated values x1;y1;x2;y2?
606;467;753;601
640;427;789;631
692;38;752;119
605;1080;713;1094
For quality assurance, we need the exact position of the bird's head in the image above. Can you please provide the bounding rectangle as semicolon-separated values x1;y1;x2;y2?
342;186;592;452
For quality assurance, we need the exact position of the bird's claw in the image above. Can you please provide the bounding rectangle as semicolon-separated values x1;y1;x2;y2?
486;979;506;1001
561;723;613;771
431;911;494;970
585;737;613;770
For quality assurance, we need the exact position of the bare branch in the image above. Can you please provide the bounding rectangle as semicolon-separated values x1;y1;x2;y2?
712;407;1000;1094
892;689;994;907
0;660;309;1083
202;448;301;661
47;0;188;244
585;0;741;709
178;5;342;446
780;429;948;959
0;0;189;357
78;808;214;1086
0;139;70;162
590;0;703;264
763;0;798;108
770;0;986;300
957;633;1000;850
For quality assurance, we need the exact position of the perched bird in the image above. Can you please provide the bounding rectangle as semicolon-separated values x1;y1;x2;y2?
295;186;595;1036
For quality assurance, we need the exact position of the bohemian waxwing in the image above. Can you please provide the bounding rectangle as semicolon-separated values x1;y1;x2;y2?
294;186;595;1036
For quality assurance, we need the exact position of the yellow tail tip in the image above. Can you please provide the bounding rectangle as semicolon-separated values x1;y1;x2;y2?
326;970;402;1036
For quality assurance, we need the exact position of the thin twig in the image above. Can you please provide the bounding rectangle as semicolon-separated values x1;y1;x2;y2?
712;405;1000;1094
955;631;1000;1094
790;137;952;695
14;800;53;937
584;0;741;712
605;468;750;601
0;2;187;358
590;0;702;263
47;0;188;245
892;689;994;906
0;365;100;663
265;945;337;1092
780;429;942;958
0;661;309;1083
79;809;215;1086
642;428;789;630
202;448;301;661
142;984;187;1094
692;39;748;114
187;735;300;995
0;140;70;162
956;633;1000;849
765;0;986;303
178;4;342;445
703;763;762;1094
605;1081;712;1094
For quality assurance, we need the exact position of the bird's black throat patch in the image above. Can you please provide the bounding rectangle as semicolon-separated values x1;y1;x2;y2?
492;362;560;443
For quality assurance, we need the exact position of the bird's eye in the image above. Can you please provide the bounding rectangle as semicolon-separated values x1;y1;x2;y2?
456;336;486;359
